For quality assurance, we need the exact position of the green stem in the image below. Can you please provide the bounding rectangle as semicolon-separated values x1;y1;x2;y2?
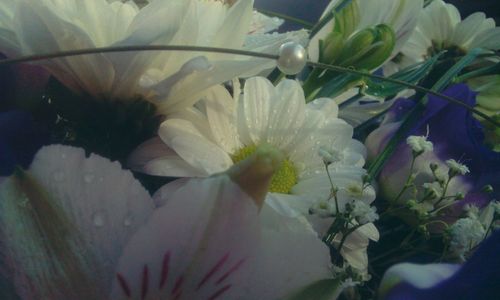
391;156;417;204
454;62;500;83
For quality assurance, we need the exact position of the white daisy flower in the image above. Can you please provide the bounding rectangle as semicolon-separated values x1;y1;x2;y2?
130;76;367;210
0;0;306;114
130;76;378;273
388;0;500;73
0;0;160;99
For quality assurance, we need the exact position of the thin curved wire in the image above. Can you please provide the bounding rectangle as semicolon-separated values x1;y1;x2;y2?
0;45;498;127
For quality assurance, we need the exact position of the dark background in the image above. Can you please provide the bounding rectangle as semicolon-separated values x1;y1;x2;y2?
254;0;500;31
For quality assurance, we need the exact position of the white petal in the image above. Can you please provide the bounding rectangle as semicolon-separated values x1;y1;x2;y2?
155;58;276;114
210;0;252;50
245;204;332;299
127;137;205;177
0;145;155;295
159;119;233;175
238;76;275;145
249;11;284;34
265;193;314;218
110;176;261;299
266;79;306;149
203;85;241;154
381;263;460;291
14;2;115;97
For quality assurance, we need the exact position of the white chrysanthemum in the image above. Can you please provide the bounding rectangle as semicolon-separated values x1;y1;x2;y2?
387;0;500;73
310;0;423;63
0;0;156;98
130;76;368;208
0;0;306;113
130;77;378;272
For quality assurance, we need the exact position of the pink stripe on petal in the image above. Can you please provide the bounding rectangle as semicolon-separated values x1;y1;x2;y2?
171;275;184;295
141;265;149;300
207;284;232;300
172;291;183;300
116;273;132;297
159;251;171;289
197;253;230;290
215;258;246;285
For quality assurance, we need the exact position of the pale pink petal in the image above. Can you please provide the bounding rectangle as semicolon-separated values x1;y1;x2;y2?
110;176;260;299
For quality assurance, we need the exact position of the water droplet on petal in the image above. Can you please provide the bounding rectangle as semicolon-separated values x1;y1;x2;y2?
92;211;106;227
123;214;134;227
53;170;65;182
83;173;95;183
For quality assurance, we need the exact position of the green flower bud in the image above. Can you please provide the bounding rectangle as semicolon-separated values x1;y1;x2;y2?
336;24;396;70
333;0;360;38
336;27;377;65
481;185;494;194
353;24;396;70
320;31;344;64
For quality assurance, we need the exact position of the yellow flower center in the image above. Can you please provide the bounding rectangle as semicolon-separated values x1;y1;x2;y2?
231;145;298;194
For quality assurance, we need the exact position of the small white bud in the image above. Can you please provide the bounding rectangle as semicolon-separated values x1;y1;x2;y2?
318;146;343;164
406;135;433;155
446;159;470;176
309;199;336;218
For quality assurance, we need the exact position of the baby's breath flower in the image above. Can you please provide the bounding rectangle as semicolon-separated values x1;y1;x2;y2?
448;217;485;261
464;204;480;219
406;135;433;155
318;146;343;164
446;159;470;176
351;201;379;224
309;199;336;218
423;182;443;199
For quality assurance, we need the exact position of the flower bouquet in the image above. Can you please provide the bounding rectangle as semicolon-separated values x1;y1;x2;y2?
0;0;499;299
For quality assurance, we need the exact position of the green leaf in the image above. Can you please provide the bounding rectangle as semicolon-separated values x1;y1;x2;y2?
280;278;343;300
431;48;481;92
314;73;363;100
364;53;442;97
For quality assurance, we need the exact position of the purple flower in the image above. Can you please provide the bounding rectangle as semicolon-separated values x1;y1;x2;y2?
0;110;49;176
366;84;500;209
379;230;500;299
0;54;50;176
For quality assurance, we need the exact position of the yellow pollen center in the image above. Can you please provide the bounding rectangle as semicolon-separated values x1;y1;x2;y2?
231;145;298;194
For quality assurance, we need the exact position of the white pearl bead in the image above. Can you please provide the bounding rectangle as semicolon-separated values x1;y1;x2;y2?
277;42;307;75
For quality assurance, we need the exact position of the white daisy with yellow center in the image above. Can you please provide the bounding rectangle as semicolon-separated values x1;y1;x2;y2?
130;76;367;210
387;0;500;73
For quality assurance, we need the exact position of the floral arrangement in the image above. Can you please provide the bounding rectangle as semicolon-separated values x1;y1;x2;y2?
0;0;499;299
